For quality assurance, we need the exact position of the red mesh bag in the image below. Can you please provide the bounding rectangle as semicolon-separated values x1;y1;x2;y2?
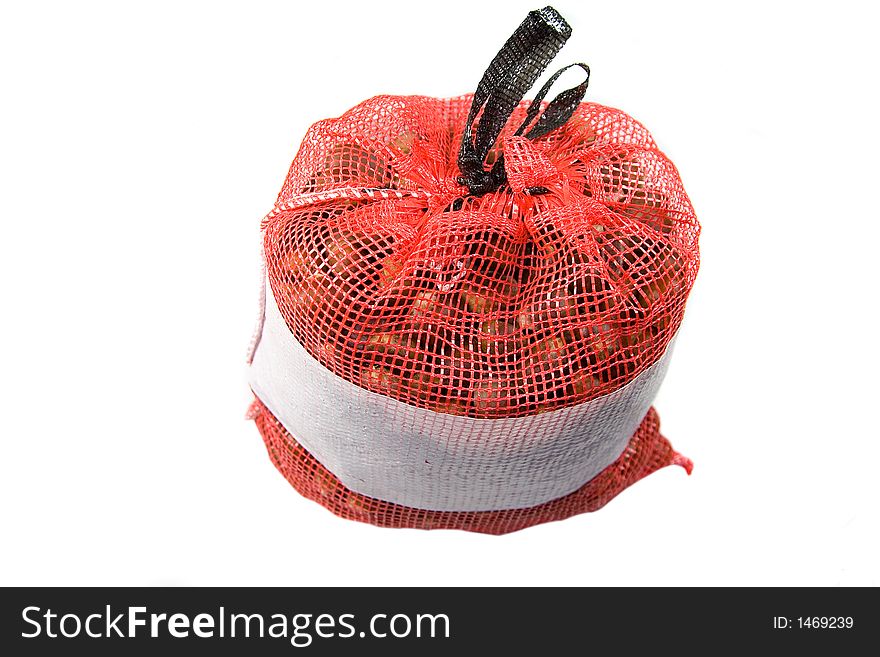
247;6;700;533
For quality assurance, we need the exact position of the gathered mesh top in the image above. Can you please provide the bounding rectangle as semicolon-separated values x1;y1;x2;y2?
262;94;700;419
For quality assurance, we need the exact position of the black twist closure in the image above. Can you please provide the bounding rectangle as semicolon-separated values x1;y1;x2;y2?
457;6;590;197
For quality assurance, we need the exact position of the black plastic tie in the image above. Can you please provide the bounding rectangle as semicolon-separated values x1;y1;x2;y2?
457;6;590;197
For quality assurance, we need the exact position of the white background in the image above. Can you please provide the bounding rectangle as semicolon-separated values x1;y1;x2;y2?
2;0;878;586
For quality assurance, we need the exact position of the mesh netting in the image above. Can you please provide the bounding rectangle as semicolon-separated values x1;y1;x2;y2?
251;399;691;534
262;96;699;419
249;8;699;532
249;94;698;531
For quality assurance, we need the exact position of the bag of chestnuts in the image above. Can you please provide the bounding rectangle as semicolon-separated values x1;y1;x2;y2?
247;6;700;534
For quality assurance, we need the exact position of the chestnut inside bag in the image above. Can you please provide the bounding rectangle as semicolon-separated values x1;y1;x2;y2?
247;6;700;533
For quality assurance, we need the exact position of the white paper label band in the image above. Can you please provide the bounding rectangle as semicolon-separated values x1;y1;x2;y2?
249;281;675;512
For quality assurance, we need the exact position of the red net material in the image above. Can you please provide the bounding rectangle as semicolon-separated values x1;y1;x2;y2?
251;93;699;532
251;399;691;534
263;96;699;418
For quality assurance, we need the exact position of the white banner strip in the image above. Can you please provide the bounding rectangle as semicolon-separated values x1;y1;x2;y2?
249;280;674;512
